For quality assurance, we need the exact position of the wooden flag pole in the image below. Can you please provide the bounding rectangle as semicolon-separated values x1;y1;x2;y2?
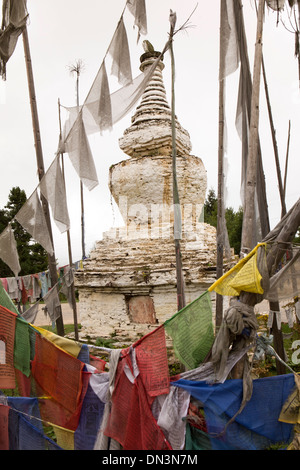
69;60;86;260
261;55;287;217
216;75;225;329
169;11;186;312
58;99;79;341
215;0;227;329
22;26;65;336
283;120;291;205
240;0;265;254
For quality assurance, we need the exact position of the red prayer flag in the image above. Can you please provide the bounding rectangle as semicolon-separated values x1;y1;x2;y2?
104;326;171;450
0;305;17;389
31;332;85;413
0;404;10;450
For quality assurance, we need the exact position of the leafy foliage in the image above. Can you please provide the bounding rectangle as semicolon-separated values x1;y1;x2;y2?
204;188;243;254
0;187;48;277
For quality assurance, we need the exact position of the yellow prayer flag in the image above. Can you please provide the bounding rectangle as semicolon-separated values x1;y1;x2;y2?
208;243;266;297
52;423;75;450
33;326;81;358
279;374;300;425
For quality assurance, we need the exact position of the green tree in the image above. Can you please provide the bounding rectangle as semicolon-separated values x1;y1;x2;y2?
204;188;218;227
204;188;243;254
0;187;48;277
225;206;243;255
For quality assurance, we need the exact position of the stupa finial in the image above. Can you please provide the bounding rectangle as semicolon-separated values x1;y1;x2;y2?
118;43;192;157
142;40;155;53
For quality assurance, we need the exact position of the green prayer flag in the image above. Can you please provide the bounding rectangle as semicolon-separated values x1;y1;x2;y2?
185;423;212;450
0;280;32;377
164;291;214;370
14;317;31;377
0;280;18;313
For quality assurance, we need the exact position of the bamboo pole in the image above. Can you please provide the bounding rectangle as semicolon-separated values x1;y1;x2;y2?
216;74;225;329
77;71;86;261
241;0;265;253
231;0;266;378
77;69;86;261
169;11;186;312
22;26;65;336
297;0;300;87
283;120;291;203
257;4;287;373
69;60;86;260
58;99;79;341
233;0;270;242
261;56;287;216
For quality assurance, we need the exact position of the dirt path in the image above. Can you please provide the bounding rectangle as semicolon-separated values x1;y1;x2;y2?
33;302;80;327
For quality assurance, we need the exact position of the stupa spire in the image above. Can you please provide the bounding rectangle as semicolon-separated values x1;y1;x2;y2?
119;44;192;158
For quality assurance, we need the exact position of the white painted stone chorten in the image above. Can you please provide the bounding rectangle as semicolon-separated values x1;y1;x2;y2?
75;47;217;340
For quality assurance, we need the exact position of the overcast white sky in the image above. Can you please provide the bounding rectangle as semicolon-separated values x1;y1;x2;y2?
0;0;299;267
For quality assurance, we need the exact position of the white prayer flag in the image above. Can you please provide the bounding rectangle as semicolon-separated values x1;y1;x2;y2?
0;0;28;79
108;17;133;86
39;154;70;233
219;0;240;81
64;110;99;190
0;224;20;276
43;284;61;323
15;190;54;256
127;0;147;41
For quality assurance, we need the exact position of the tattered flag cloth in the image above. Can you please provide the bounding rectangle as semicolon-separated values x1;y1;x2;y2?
0;224;20;276
133;325;170;397
52;423;74;450
31;332;85;414
39;154;70;233
60;266;74;309
43;284;61;323
0;0;28;79
152;385;191;450
175;373;295;450
279;373;300;425
104;326;172;450
14;316;31;377
7;396;62;450
266;0;285;10
126;0;147;41
219;0;239;81
0;275;18;313
108;16;132;86
265;248;300;303
37;370;91;432
164;291;215;370
34;325;81;358
84;61;113;134
81;63;161;135
21;300;40;324
209;243;267;297
74;382;105;450
279;374;300;450
63;110;99;190
15;190;54;256
0;304;17;389
0;403;9;449
62;45;166;146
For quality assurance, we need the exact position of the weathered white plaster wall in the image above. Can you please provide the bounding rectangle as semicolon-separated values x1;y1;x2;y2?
77;284;217;342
